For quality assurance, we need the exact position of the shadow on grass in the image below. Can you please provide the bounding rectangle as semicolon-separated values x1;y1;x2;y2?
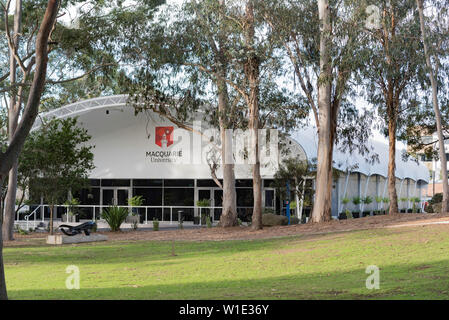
7;259;449;300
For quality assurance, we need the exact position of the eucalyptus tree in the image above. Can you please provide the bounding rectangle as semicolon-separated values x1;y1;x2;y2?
363;0;425;214
0;0;160;241
0;0;60;301
415;0;449;212
127;0;301;229
262;0;373;222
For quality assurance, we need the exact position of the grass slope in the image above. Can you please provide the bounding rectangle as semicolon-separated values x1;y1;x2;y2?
4;224;449;299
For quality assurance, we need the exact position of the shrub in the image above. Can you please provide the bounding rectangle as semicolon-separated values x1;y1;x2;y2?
430;193;443;205
153;218;159;231
352;197;361;206
101;206;128;232
362;196;373;205
345;209;353;219
262;214;288;226
263;207;275;214
196;199;210;207
206;216;212;228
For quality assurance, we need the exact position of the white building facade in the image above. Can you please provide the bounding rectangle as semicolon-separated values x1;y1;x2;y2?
28;95;430;223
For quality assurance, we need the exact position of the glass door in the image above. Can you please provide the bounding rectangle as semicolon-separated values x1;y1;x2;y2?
102;189;115;206
117;189;129;206
102;188;130;206
264;188;276;213
197;188;213;221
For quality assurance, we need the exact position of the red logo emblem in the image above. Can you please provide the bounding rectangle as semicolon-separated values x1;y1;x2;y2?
155;127;174;148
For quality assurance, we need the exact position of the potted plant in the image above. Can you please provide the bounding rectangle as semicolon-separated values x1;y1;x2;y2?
399;197;408;213
382;197;390;215
62;198;80;222
339;197;350;220
352;196;361;218
196;199;210;225
410;197;421;213
126;195;145;224
374;196;383;215
362;196;373;217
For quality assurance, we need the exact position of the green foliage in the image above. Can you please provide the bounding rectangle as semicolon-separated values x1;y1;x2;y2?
400;197;409;203
64;198;80;216
375;196;383;204
430;193;443;205
382;197;390;204
153;218;159;231
345;209;353;219
342;197;350;205
272;158;315;208
196;199;210;207
128;195;145;207
19;118;94;207
362;196;373;205
206;216;212;228
101;206;128;232
352;197;361;206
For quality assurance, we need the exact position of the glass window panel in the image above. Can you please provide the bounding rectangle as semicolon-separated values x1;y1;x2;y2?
164;188;194;206
197;179;223;187
164;179;194;187
133;179;163;187
236;179;252;187
133;188;162;206
237;188;253;207
101;179;130;187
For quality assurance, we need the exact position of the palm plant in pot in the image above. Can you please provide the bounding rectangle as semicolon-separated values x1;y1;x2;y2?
126;195;145;224
352;197;361;218
362;196;373;217
62;198;80;222
196;199;210;225
374;196;383;215
340;197;351;219
382;197;390;215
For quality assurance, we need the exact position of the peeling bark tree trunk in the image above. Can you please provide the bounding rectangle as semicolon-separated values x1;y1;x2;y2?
0;194;6;300
216;0;237;227
218;80;237;227
311;0;333;223
3;0;23;241
417;0;448;213
243;1;262;230
387;108;399;214
0;0;60;301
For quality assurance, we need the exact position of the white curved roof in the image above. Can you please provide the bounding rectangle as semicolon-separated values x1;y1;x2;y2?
34;95;429;183
32;95;128;131
291;126;429;183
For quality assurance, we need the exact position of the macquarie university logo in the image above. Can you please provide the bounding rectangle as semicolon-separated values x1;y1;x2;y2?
155;126;174;148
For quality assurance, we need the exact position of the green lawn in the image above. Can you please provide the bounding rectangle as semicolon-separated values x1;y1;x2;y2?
4;224;449;299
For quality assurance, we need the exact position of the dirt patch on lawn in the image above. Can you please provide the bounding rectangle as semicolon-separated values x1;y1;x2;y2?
5;213;449;246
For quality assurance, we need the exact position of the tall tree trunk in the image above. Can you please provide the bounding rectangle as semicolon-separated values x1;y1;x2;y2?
243;1;262;230
387;109;399;214
2;164;17;241
216;0;237;227
218;80;238;227
311;0;333;223
0;0;60;300
2;0;23;241
49;204;54;235
417;0;448;213
0;194;7;300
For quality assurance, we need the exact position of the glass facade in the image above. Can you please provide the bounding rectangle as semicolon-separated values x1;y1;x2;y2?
69;178;279;223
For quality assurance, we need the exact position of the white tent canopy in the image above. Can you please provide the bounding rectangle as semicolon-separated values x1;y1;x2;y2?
291;127;430;183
